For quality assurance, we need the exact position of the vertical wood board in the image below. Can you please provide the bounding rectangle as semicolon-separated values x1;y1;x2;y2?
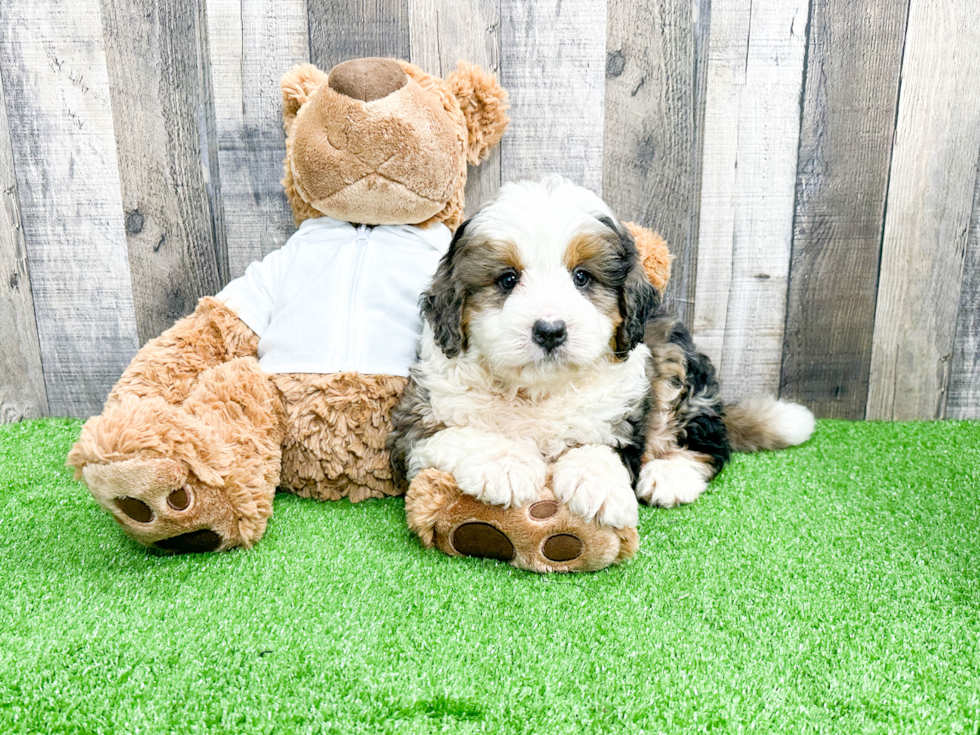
0;0;139;418
101;0;226;343
0;72;48;422
603;0;711;326
409;0;502;217
499;0;607;194
307;0;410;72
778;0;908;419
867;0;980;420
205;0;309;278
692;0;810;401
944;164;980;419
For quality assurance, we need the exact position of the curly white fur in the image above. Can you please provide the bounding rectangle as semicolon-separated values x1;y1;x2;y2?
636;455;714;508
552;445;639;527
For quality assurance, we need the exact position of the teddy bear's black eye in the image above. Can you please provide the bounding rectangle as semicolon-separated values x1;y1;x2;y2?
572;268;592;288
496;269;520;292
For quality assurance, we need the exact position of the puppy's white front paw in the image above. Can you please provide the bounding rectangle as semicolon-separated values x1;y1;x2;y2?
455;444;546;508
637;456;711;508
552;446;638;528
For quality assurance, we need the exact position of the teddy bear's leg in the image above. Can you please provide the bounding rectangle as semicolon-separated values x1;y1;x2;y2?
405;469;638;573
273;373;408;504
70;358;285;552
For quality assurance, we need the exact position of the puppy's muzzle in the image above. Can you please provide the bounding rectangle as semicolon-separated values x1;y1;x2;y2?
532;320;568;353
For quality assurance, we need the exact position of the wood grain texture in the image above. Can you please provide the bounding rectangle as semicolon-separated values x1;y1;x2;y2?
0;0;139;418
1;0;978;421
499;0;607;194
603;0;711;327
409;0;501;217
778;0;909;419
692;0;810;401
945;166;980;419
0;73;48;422
866;0;980;420
101;0;227;344
307;0;410;72
205;0;308;278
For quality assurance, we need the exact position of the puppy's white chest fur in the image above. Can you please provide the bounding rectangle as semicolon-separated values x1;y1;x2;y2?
419;340;651;459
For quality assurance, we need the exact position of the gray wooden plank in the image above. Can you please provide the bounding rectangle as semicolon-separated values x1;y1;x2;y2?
101;0;226;344
943;160;980;420
205;0;309;277
307;0;410;72
778;0;909;420
499;0;607;194
692;0;810;401
603;0;710;327
0;0;140;418
195;0;228;291
866;0;980;420
409;0;501;217
0;70;48;422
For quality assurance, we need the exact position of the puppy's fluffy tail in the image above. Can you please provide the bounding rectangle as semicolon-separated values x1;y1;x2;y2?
723;397;815;452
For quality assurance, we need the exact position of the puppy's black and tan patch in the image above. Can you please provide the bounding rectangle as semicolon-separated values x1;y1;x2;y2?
594;216;659;359
641;311;731;477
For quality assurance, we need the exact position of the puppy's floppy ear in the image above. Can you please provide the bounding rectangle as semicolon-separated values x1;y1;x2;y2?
599;217;659;359
421;219;471;357
447;61;510;165
281;64;329;131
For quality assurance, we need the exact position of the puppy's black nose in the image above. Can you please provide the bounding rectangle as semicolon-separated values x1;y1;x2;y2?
532;320;567;352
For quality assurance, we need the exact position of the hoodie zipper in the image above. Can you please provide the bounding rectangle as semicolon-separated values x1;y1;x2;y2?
346;224;370;363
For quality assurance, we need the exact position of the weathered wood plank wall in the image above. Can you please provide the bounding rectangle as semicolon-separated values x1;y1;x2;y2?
101;0;227;343
206;0;308;275
693;0;810;401
865;0;980;420
603;0;710;328
779;0;908;419
0;0;978;421
0;0;140;417
0;75;47;422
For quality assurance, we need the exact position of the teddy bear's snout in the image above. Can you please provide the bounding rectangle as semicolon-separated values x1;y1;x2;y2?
327;57;407;103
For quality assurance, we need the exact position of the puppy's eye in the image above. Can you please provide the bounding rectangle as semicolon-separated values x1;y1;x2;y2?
572;268;592;288
496;269;520;292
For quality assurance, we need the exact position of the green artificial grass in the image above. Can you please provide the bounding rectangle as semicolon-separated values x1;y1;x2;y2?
0;419;978;734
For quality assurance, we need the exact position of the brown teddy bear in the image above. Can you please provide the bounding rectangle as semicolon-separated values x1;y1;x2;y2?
68;55;673;567
67;57;510;552
402;224;672;573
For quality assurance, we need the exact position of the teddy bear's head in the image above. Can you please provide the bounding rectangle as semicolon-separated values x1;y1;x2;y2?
281;57;509;231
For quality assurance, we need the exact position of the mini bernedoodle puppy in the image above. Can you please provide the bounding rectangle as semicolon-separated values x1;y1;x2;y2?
389;176;814;530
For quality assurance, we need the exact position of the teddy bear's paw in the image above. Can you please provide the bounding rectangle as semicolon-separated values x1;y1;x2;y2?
81;457;239;552
449;505;591;567
433;487;638;573
636;455;711;508
551;446;638;529
453;444;547;509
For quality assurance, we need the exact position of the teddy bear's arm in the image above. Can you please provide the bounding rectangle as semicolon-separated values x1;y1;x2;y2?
104;296;259;408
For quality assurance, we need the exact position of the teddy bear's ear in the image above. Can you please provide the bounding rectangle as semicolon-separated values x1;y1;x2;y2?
281;63;329;130
447;61;510;166
625;222;672;293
